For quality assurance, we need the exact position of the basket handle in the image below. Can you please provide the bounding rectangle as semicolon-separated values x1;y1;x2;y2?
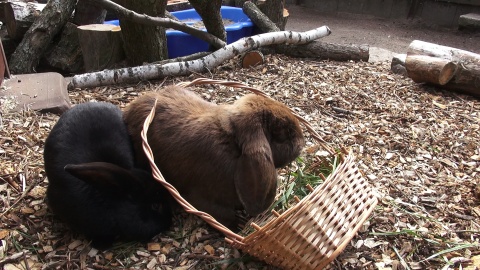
141;100;244;243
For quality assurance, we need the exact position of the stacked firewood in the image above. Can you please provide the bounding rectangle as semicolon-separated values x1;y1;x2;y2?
393;40;480;98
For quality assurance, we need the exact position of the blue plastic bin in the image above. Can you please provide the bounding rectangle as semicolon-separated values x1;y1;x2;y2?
167;6;253;58
105;6;254;59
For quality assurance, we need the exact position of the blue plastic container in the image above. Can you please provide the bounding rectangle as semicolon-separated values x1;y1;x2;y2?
105;6;253;59
167;6;253;58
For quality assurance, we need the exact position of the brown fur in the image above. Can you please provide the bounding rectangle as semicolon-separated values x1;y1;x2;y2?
123;86;304;228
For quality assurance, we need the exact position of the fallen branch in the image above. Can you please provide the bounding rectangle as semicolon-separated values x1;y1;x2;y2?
242;2;368;62
68;26;331;89
274;41;369;61
90;0;226;49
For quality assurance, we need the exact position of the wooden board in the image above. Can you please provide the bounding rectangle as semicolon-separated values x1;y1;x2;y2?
0;72;71;114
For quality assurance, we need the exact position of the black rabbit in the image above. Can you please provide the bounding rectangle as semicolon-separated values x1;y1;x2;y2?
44;102;171;249
123;86;305;228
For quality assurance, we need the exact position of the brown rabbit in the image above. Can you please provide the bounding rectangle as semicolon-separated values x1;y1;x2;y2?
123;86;304;228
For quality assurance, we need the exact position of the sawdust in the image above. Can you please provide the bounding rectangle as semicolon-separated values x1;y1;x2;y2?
1;55;479;269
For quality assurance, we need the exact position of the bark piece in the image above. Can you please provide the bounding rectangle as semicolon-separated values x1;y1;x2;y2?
2;1;46;41
405;55;457;85
8;0;77;74
391;53;407;75
407;40;480;97
77;24;125;72
68;26;331;89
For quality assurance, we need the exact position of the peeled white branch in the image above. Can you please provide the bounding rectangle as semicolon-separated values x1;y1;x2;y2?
68;26;331;89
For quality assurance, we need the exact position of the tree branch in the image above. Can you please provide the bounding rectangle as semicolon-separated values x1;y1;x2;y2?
68;26;331;89
91;0;226;49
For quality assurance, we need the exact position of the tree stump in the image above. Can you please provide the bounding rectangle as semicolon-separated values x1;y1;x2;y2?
116;0;168;65
77;24;125;72
1;1;46;41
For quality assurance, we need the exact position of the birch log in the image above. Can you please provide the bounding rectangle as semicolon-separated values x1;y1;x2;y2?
68;26;331;89
406;40;480;97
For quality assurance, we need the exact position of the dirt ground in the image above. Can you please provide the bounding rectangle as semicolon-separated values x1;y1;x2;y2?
286;4;480;60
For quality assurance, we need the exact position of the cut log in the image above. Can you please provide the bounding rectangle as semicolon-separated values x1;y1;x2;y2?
1;1;46;41
274;41;369;62
241;50;265;68
406;40;480;97
9;0;77;74
77;24;125;72
405;55;457;85
43;22;84;74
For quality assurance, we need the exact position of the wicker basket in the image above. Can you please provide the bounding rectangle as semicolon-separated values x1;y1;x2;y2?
141;78;378;270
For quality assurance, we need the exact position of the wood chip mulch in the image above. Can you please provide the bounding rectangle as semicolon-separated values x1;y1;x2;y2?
1;54;479;270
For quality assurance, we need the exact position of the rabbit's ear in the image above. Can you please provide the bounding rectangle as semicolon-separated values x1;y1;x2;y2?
234;130;277;216
65;162;139;193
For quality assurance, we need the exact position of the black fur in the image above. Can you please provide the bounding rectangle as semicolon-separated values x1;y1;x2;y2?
44;102;171;249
